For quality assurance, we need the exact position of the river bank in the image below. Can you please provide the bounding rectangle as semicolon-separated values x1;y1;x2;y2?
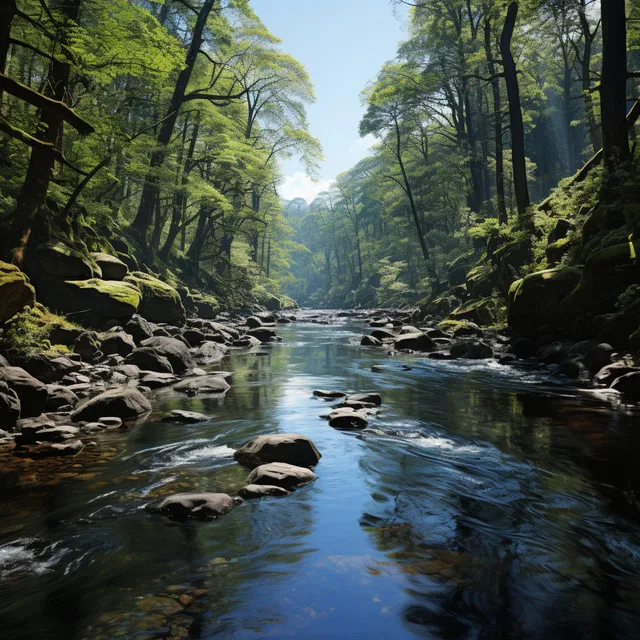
2;312;640;639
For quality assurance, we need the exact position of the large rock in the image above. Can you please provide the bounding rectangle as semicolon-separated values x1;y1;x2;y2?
328;409;369;430
91;252;128;281
19;354;81;383
162;410;211;424
100;331;136;357
450;339;493;360
190;293;219;320
0;383;20;431
140;336;194;372
248;327;279;343
0;262;35;323
611;372;640;400
125;347;173;373
247;462;317;490
594;362;640;387
50;279;141;322
565;242;640;316
345;393;382;407
449;298;499;327
361;335;381;347
0;366;48;418
157;493;242;521
234;434;321;469
125;315;154;344
173;375;230;396
313;390;346;399
393;332;435;352
194;341;226;364
45;384;79;411
33;241;98;280
71;387;151;422
239;484;289;499
125;272;186;326
508;267;583;339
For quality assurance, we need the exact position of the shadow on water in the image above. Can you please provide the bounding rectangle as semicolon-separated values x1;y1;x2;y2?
2;319;640;638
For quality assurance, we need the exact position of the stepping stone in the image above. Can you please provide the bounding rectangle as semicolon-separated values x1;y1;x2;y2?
313;390;346;399
235;433;321;469
162;410;211;424
247;462;317;490
238;484;289;499
327;409;369;430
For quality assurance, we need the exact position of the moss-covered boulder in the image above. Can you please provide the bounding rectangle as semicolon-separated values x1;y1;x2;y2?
33;241;99;280
0;262;36;323
449;297;502;327
191;293;219;319
546;237;571;266
492;239;532;293
125;272;186;326
466;263;496;297
508;267;583;338
42;279;141;323
91;252;128;281
564;242;640;316
596;298;640;349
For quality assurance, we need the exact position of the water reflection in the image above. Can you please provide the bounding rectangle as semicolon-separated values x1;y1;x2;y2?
1;321;640;638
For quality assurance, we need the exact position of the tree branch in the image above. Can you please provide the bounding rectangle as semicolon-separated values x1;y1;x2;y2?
0;73;94;135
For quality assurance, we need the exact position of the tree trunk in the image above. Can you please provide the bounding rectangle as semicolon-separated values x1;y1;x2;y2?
0;0;16;75
132;0;217;238
394;117;429;261
484;14;507;224
500;2;530;219
600;0;630;171
11;0;81;261
578;1;602;154
159;118;200;260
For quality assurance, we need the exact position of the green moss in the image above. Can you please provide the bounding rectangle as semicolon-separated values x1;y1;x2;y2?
125;272;180;302
437;319;480;333
0;306;80;357
71;278;142;309
450;297;502;327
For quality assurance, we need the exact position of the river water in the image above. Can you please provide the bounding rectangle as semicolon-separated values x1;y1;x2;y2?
2;317;640;639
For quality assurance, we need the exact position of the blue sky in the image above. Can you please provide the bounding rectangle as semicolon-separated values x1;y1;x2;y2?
251;0;408;202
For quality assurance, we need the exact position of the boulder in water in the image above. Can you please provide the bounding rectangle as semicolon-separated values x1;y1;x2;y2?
157;493;242;521
239;484;289;499
71;387;151;422
247;462;317;490
234;434;321;469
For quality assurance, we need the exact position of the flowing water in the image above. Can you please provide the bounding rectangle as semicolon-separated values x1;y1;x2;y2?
2;316;640;639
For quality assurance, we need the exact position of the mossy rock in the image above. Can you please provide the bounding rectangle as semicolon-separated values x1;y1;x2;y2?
90;252;128;281
125;272;185;326
32;241;100;280
0;262;36;324
466;262;497;297
545;237;571;267
36;277;141;324
191;293;219;319
596;297;640;349
492;238;532;293
450;297;501;327
508;267;583;338
437;319;481;335
66;279;141;319
564;241;640;316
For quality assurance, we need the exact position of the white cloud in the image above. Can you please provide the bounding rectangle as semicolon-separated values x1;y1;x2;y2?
280;172;335;203
347;133;376;154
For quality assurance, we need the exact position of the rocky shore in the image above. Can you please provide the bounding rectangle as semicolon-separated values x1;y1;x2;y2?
345;308;639;402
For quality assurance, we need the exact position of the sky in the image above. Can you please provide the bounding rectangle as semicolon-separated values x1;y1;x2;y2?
251;0;409;203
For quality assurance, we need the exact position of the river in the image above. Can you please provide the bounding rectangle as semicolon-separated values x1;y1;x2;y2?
2;315;640;639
